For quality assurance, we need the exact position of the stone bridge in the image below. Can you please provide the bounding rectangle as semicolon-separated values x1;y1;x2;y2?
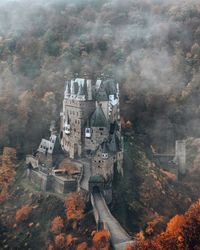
80;162;134;250
91;192;134;250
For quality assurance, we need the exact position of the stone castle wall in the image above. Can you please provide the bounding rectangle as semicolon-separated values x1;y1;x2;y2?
175;140;186;175
28;169;78;194
84;127;109;152
62;99;96;158
91;153;114;179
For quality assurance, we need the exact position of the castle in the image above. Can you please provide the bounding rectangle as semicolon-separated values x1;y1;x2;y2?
60;77;123;201
26;76;123;203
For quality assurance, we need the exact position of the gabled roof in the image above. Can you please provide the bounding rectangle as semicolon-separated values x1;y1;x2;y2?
109;132;120;152
101;141;110;153
103;78;117;96
38;135;61;155
65;81;70;94
96;78;118;101
71;81;79;95
90;104;108;127
96;81;108;101
77;83;85;96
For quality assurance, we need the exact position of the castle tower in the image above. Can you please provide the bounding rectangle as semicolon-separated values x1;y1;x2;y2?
60;76;123;203
175;140;186;176
60;78;96;158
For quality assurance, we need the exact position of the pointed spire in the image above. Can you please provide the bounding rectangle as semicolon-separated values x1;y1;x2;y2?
83;79;88;99
71;81;75;95
66;81;70;94
109;133;118;152
77;83;84;96
102;141;108;153
86;119;90;128
65;81;70;96
66;111;70;124
90;103;107;127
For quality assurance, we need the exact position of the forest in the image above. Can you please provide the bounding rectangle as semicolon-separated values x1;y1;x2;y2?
1;0;200;249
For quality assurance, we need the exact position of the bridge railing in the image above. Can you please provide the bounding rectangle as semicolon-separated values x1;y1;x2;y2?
98;192;131;239
90;193;100;230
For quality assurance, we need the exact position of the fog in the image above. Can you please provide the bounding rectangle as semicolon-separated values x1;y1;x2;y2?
0;0;200;151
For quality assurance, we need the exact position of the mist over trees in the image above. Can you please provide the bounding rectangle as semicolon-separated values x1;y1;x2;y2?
1;1;200;249
0;0;200;153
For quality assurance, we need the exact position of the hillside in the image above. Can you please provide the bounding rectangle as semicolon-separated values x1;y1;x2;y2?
0;0;200;153
1;0;200;249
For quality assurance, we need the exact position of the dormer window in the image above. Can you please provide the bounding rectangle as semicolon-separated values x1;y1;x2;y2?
64;123;71;135
85;128;91;138
102;153;108;159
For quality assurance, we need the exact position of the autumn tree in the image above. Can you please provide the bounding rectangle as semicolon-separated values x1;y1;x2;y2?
16;204;32;223
128;199;200;250
51;216;64;234
76;242;88;250
0;147;16;203
54;233;66;250
65;192;85;221
166;214;186;235
92;229;110;250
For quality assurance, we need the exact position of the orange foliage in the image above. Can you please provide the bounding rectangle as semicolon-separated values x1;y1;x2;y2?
166;215;186;235
0;190;9;203
66;234;75;247
51;216;64;234
48;244;55;250
65;192;85;221
126;243;134;250
145;215;164;236
54;233;66;250
128;199;200;250
76;242;88;250
121;117;133;129
92;229;110;250
16;204;32;223
0;147;16;203
160;169;177;182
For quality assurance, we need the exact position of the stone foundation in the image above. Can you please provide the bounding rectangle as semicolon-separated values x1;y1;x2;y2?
27;169;78;194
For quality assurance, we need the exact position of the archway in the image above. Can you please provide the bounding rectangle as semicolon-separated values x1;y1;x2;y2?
89;175;105;194
92;186;100;194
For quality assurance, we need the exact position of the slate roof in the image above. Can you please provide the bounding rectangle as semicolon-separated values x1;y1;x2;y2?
103;78;117;96
101;141;110;153
96;78;117;101
77;83;85;96
90;104;108;127
38;135;61;155
109;133;119;152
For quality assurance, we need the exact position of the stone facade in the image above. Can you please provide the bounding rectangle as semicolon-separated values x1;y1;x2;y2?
26;76;124;201
175;140;186;175
27;169;77;194
60;77;123;201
